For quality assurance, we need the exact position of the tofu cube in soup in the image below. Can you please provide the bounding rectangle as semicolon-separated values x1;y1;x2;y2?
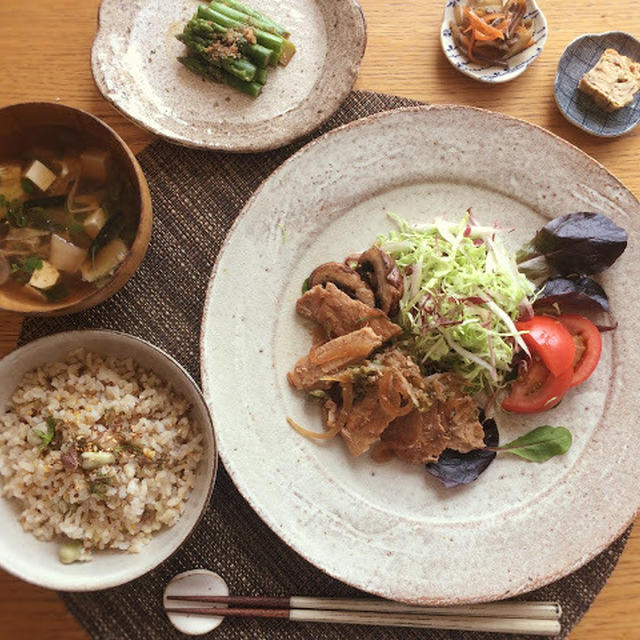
29;260;60;290
23;159;57;192
82;207;108;239
80;149;109;183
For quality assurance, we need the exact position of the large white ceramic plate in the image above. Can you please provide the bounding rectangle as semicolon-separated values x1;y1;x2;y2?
201;106;640;603
92;0;366;151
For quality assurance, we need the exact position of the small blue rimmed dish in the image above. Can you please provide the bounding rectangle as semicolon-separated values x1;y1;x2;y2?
440;0;548;83
555;31;640;137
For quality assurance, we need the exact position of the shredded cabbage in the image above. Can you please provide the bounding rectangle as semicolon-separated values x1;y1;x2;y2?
376;212;536;393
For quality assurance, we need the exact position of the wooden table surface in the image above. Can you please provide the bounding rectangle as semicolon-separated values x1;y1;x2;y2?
1;0;639;638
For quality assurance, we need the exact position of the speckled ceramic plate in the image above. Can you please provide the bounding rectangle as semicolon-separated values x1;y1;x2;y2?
92;0;366;151
440;0;547;83
555;31;640;137
201;105;640;604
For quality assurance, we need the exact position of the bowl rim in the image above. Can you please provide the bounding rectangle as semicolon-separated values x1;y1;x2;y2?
0;328;217;591
0;101;153;316
440;0;548;84
553;31;640;137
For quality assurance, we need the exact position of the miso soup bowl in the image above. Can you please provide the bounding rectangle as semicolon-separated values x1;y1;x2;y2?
0;102;152;315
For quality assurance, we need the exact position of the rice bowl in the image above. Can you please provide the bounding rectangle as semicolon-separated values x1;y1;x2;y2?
0;330;216;591
0;349;203;560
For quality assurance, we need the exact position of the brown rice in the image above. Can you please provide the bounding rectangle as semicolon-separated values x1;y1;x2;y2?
0;348;203;561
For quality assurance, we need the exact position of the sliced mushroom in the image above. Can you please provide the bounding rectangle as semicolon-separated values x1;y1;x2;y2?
308;262;375;307
356;248;404;316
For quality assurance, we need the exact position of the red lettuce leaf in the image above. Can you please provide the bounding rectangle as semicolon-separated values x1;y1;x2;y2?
426;413;498;489
533;275;609;312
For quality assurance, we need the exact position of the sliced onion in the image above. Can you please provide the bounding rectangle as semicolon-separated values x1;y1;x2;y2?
66;178;98;215
394;370;421;410
309;342;372;366
340;381;354;415
286;416;339;440
378;370;400;415
336;380;354;430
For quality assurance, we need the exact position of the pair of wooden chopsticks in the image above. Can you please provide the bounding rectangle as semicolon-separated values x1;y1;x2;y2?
165;595;562;636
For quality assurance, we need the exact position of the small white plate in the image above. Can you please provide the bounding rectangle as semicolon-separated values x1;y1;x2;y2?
164;569;229;635
440;0;547;83
91;0;366;152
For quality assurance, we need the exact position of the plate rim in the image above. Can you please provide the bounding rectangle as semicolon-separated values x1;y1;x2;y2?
200;103;640;603
91;0;367;152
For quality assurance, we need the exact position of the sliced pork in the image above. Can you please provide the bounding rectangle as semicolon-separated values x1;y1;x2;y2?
297;283;402;344
313;347;484;463
287;327;383;391
380;373;485;463
339;388;396;457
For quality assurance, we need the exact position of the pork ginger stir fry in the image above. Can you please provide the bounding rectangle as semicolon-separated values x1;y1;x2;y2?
288;272;485;465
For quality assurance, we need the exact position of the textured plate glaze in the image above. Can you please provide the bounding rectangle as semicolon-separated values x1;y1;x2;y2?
441;0;547;83
555;32;640;137
92;0;366;152
201;106;640;604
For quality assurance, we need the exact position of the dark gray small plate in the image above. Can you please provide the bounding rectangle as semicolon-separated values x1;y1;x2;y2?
555;31;640;137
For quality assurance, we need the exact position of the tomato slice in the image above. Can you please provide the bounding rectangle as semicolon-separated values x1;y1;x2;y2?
556;314;602;387
515;316;576;377
502;357;573;414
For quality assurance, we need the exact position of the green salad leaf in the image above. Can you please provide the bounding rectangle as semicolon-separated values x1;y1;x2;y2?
377;212;536;392
495;425;572;462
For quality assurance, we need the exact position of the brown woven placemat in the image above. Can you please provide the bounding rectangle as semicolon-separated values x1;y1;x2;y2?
20;90;632;639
